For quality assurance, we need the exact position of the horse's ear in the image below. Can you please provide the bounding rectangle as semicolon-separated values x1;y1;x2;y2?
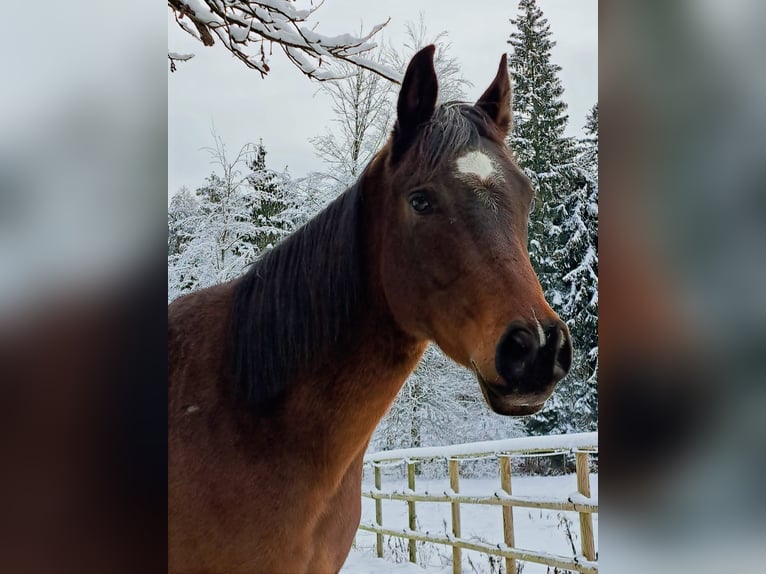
392;45;438;162
476;54;512;135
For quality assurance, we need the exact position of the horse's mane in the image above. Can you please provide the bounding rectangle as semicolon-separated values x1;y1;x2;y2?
229;179;366;407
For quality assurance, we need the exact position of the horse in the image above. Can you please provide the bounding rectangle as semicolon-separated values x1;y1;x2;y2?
168;45;572;574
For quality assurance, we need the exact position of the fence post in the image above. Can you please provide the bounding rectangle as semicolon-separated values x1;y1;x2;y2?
498;455;516;574
407;460;417;564
575;451;596;561
449;458;462;574
374;463;383;558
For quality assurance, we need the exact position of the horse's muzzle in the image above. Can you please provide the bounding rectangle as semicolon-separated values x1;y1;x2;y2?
474;319;572;416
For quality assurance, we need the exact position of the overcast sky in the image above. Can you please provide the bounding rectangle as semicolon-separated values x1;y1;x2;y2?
168;0;597;198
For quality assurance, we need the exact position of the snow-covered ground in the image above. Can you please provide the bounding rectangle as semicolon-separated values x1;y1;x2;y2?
342;550;450;574
343;473;598;574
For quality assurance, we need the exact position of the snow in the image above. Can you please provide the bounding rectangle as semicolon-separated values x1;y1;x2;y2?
183;0;219;25
344;54;403;84
365;432;597;463
341;549;447;573
168;52;195;61
254;0;311;20
347;473;598;574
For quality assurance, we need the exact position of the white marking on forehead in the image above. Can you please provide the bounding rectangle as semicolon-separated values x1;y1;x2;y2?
455;151;496;180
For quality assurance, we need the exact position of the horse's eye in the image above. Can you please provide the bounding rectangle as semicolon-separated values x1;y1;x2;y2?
409;191;433;214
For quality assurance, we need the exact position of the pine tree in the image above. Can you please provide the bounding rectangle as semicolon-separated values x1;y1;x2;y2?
506;0;576;305
561;103;597;429
244;140;295;253
525;104;598;435
168;186;199;257
506;0;599;436
167;134;294;302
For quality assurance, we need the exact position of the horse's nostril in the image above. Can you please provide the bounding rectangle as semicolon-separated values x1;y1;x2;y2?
509;330;534;359
495;323;539;381
495;320;573;391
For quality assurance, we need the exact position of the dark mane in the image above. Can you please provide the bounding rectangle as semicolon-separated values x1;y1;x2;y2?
229;179;366;407
409;102;500;174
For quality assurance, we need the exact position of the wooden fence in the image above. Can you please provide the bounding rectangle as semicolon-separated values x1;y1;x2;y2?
357;432;598;574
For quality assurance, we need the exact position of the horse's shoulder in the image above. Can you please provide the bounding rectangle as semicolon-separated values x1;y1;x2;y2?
168;280;239;367
168;281;239;401
169;281;236;325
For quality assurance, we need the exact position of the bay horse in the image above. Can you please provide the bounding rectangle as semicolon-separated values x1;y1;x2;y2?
169;45;572;574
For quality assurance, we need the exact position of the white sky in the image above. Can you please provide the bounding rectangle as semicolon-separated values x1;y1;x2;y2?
168;0;597;198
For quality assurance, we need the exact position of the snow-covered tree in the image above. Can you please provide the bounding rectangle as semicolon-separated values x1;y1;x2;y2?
168;0;399;81
382;15;473;105
309;48;394;193
168;186;200;256
562;104;597;361
559;103;598;427
243;140;295;252
506;0;577;304
168;133;294;301
371;345;522;455
525;104;598;435
503;0;598;436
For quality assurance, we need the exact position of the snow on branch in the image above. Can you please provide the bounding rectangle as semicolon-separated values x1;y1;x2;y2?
168;0;402;82
168;51;195;72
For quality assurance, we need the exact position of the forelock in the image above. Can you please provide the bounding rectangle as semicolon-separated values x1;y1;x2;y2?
412;103;497;175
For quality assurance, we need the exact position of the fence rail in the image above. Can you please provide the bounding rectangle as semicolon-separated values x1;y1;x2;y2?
358;432;598;574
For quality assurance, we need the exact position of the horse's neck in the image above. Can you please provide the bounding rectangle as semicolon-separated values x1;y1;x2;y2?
283;304;426;487
282;173;426;487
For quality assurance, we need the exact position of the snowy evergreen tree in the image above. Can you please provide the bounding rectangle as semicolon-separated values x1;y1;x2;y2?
525;104;598;435
504;0;599;436
167;134;294;301
560;103;598;428
243;140;295;252
506;0;577;304
168;186;199;257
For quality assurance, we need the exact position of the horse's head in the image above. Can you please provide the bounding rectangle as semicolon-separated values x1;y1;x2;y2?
370;46;572;416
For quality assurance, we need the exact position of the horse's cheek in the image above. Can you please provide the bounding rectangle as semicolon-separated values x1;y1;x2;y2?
379;244;428;336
